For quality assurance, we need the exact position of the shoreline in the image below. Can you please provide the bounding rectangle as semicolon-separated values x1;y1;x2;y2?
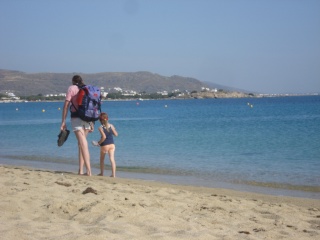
1;164;319;208
0;164;319;239
1;158;320;200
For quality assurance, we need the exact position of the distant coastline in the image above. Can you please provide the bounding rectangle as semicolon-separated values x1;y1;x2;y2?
2;69;319;100
0;92;318;104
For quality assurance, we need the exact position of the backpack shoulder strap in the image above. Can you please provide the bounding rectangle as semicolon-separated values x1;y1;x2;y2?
70;84;83;112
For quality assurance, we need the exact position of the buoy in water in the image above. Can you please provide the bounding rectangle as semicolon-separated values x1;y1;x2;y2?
58;107;61;110
42;109;45;112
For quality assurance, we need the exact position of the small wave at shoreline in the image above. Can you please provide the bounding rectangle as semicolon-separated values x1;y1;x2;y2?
1;154;319;199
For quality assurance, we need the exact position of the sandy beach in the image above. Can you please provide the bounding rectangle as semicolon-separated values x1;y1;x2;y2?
0;165;319;240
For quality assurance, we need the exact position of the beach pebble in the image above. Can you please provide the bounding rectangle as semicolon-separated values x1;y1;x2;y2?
82;187;97;195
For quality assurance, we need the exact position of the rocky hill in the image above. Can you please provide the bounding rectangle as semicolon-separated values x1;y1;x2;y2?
0;69;213;96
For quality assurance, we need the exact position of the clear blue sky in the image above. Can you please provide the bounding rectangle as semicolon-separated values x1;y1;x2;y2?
1;0;319;94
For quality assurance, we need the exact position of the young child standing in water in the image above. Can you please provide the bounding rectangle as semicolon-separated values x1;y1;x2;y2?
92;112;118;177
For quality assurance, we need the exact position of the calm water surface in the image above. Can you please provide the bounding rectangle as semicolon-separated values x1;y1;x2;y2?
0;96;319;198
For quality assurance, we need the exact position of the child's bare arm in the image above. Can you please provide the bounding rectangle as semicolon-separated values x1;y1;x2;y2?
98;127;106;145
111;124;118;137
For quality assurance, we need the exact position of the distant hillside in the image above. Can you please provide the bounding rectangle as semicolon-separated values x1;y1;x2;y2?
0;69;216;96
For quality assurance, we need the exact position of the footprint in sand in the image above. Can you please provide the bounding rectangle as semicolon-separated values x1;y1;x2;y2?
307;219;320;230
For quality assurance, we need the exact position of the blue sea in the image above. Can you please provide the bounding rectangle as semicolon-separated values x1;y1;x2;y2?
0;96;319;199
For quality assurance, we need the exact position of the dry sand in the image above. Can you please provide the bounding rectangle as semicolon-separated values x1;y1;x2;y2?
0;165;319;240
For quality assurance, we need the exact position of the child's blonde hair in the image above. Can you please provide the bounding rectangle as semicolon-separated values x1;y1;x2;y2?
99;112;110;131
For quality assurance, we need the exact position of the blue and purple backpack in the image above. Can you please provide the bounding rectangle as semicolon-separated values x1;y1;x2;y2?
72;85;102;122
